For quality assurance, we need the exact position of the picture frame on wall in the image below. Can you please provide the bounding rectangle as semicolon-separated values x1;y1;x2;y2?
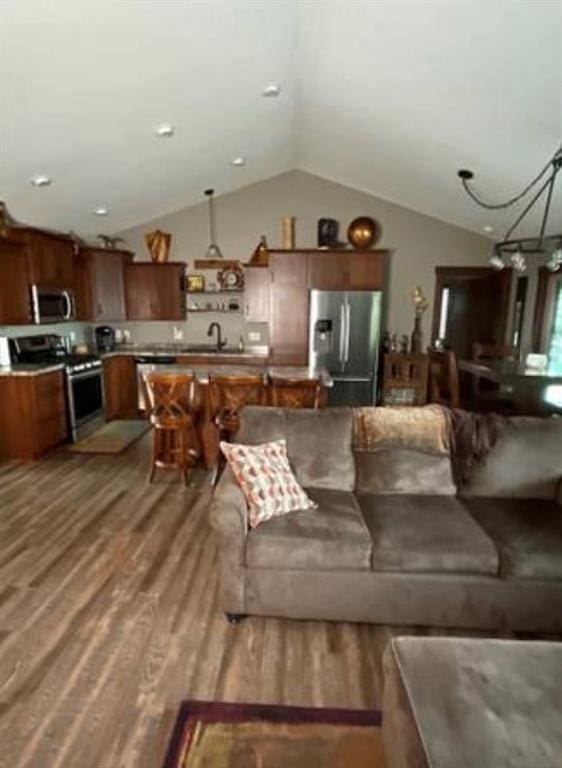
186;274;205;292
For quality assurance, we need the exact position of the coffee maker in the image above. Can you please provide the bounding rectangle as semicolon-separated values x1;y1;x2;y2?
95;325;116;353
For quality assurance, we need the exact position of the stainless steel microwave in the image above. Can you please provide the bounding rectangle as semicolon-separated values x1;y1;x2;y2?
31;285;76;324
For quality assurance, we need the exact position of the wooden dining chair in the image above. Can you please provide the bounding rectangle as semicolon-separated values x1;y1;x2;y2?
472;342;517;363
471;342;517;410
269;376;324;409
144;372;199;485
427;348;460;409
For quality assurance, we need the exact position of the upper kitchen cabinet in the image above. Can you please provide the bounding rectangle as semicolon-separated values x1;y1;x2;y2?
76;247;131;322
308;250;387;290
244;266;269;323
268;252;309;365
0;238;33;324
125;262;186;320
12;229;75;288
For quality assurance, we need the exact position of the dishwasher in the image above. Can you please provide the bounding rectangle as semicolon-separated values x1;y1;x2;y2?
135;356;177;411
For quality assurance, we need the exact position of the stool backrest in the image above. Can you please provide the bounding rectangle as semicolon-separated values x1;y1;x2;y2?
208;373;266;420
269;377;322;409
144;372;197;425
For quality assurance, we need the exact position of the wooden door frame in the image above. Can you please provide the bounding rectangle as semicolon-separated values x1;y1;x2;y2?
532;267;562;352
431;266;513;345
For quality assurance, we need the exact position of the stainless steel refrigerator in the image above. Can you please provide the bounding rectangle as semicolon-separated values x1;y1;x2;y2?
309;290;382;406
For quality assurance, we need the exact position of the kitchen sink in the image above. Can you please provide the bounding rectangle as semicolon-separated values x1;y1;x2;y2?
179;345;240;354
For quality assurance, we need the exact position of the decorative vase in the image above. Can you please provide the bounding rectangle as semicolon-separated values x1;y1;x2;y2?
250;235;269;266
411;315;423;354
281;216;296;249
317;218;339;248
145;230;171;263
347;216;379;249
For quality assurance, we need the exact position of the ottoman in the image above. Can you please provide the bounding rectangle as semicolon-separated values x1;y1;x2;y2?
382;636;562;768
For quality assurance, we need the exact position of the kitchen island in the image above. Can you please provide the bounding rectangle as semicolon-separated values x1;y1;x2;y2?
133;356;332;468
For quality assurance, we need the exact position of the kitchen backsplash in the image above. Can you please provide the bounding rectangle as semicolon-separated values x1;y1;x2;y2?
0;317;268;350
110;316;268;348
0;322;89;343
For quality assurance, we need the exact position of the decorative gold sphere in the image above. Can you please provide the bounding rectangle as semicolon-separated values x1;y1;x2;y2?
347;216;378;249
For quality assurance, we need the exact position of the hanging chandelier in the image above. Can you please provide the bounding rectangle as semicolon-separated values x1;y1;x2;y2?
458;146;562;273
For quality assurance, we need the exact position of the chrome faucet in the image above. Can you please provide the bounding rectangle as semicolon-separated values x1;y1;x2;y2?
207;322;227;351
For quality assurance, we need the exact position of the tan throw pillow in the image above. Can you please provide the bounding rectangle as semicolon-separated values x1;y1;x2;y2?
220;439;316;529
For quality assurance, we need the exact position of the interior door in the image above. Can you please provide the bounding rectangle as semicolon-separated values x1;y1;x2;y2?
432;267;512;361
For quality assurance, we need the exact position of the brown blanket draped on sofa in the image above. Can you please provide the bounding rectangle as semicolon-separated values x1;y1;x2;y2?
352;405;503;486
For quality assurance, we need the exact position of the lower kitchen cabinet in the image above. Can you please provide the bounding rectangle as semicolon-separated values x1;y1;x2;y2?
103;356;138;420
0;370;68;460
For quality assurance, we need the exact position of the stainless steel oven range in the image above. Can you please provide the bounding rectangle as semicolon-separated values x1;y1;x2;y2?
9;334;104;442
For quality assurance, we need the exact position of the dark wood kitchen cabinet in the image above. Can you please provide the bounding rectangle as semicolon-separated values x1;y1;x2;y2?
266;249;389;365
0;370;68;460
12;229;75;287
244;266;269;323
307;250;386;290
125;262;186;320
268;252;309;365
102;355;138;420
76;247;131;322
0;238;33;324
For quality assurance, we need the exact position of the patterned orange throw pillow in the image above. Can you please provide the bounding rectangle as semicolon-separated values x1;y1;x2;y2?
220;439;316;529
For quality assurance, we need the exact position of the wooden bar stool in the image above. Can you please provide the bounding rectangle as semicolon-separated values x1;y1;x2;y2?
208;372;266;483
208;372;266;442
143;372;199;485
269;376;323;409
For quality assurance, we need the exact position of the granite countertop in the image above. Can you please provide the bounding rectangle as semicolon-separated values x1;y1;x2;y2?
0;362;66;378
103;344;269;360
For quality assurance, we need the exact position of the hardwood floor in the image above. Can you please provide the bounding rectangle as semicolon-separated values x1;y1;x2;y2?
0;435;396;768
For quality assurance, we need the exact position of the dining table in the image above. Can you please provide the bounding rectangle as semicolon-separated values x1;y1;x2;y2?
458;358;562;414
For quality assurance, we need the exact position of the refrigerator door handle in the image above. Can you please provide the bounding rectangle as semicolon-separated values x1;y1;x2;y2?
344;300;351;364
339;303;346;368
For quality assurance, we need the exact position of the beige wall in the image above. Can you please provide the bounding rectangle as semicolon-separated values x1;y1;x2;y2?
118;170;492;346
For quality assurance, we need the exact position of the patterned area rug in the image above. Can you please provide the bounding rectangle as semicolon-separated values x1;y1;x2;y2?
68;420;150;454
163;701;385;768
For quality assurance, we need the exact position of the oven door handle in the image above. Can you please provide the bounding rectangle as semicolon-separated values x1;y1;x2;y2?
68;368;102;382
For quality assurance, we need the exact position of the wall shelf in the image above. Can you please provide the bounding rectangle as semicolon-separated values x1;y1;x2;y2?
186;289;244;295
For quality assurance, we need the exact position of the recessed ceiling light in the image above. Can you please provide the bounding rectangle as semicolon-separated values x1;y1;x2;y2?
154;123;175;138
30;174;52;187
483;225;494;233
262;83;281;98
93;205;109;216
230;156;246;167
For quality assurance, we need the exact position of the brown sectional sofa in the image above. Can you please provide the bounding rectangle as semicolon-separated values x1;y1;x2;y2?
209;407;562;632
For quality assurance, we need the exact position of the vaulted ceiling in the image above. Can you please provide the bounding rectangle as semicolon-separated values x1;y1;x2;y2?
1;1;560;238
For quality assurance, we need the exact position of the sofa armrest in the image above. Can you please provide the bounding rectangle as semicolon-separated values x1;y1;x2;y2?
209;467;248;614
210;467;248;543
557;478;562;506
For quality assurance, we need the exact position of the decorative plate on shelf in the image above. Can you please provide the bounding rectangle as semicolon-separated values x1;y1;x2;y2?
218;264;244;290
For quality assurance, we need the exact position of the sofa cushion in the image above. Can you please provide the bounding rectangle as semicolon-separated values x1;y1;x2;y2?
237;406;356;491
355;449;456;495
462;497;562;580
246;488;372;570
357;493;499;576
461;417;562;499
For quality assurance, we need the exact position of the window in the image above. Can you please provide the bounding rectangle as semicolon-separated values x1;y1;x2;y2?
547;282;562;374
